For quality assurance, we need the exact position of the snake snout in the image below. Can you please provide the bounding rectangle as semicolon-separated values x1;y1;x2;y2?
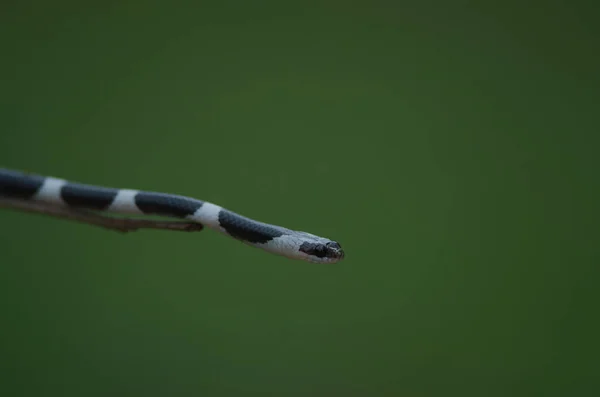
326;241;345;261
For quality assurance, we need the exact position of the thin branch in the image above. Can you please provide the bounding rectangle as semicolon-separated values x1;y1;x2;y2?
0;197;204;234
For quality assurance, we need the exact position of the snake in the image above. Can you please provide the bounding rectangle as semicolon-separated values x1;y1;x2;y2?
0;168;345;264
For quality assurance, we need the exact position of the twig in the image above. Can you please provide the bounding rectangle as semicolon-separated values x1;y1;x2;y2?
0;197;204;233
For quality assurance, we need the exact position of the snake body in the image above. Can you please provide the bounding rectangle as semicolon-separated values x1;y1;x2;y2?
0;168;344;264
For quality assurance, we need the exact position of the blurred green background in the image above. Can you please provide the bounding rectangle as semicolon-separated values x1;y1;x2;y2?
1;1;598;396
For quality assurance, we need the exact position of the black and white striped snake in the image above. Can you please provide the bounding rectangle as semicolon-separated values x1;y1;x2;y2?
0;168;345;264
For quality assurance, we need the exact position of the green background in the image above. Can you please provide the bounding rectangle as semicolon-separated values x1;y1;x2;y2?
1;1;598;396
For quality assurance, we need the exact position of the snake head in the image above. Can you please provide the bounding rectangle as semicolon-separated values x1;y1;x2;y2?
299;240;345;264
